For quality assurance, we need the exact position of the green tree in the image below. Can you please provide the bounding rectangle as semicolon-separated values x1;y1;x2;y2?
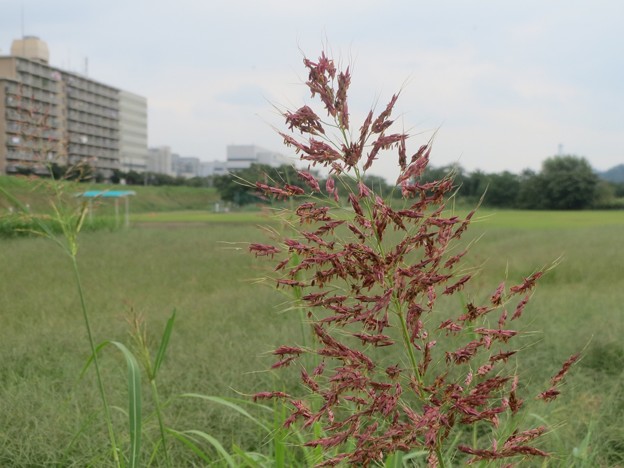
517;169;545;209
214;164;304;206
461;170;488;200
481;171;521;207
539;155;599;209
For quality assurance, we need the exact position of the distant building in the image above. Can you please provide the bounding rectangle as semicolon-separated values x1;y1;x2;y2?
147;145;174;176
119;90;148;173
173;155;200;178
199;160;227;177
144;144;289;179
0;36;147;179
226;144;291;171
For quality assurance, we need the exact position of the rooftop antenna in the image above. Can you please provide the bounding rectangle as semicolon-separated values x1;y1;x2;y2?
84;57;89;76
557;143;563;156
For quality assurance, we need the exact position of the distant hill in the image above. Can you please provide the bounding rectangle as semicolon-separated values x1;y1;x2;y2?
598;164;624;183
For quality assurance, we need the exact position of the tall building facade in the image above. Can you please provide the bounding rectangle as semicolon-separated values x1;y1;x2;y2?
0;38;64;174
0;36;147;179
147;145;174;176
63;68;119;175
119;90;148;173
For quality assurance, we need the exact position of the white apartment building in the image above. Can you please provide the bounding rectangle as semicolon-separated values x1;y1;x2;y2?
119;90;148;173
147;145;174;176
199;160;227;177
0;36;147;179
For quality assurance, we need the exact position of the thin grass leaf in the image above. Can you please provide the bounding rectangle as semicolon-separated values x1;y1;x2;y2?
153;309;176;378
383;451;403;467
290;420;324;466
180;393;271;432
75;201;88;234
273;400;286;468
0;185;62;247
401;449;429;461
80;338;142;465
147;438;163;467
79;340;111;378
572;425;593;461
310;421;324;465
110;341;142;468
59;410;101;466
231;443;269;467
166;428;212;463
182;429;237;467
442;430;463;460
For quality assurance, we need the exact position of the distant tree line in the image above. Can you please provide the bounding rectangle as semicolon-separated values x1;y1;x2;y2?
212;155;624;210
10;155;622;209
110;169;213;188
425;155;621;210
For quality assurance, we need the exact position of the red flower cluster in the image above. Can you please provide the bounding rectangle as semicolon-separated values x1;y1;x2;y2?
250;52;578;467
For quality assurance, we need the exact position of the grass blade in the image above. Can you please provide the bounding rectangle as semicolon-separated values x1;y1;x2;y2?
231;443;270;467
153;309;176;377
383;451;403;467
182;429;237;467
401;449;429;462
110;341;142;468
0;184;60;244
166;428;211;463
180;393;271;432
273;400;287;468
79;340;110;378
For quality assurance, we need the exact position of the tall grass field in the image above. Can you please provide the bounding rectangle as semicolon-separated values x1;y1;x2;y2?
0;210;623;466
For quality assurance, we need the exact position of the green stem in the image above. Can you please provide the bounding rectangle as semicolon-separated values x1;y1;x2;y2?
71;256;121;467
356;169;422;390
293;285;307;348
150;379;171;467
395;300;422;389
436;446;446;468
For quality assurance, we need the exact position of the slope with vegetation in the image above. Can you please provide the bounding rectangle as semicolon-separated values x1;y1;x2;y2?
0;175;219;214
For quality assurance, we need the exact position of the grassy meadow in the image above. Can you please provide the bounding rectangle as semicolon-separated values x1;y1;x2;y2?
0;207;623;466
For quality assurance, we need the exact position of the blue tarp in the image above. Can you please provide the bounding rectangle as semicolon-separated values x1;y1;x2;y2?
78;190;136;198
76;190;136;228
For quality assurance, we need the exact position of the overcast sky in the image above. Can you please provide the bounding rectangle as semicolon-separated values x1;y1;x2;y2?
1;1;622;181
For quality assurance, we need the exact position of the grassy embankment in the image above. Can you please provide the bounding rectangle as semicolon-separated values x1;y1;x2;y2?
0;175;220;213
1;176;623;465
0;175;222;236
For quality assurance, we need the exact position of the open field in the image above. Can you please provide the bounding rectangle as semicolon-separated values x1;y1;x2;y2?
131;210;269;224
130;207;624;228
0;210;623;466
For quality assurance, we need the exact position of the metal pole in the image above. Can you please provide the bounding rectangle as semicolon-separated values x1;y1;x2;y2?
124;196;130;228
114;199;119;228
